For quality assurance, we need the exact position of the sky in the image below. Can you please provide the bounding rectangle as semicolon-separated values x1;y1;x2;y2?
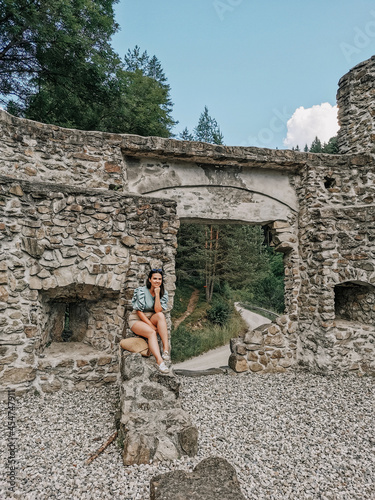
110;0;375;150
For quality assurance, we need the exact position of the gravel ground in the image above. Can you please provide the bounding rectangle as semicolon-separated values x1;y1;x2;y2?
1;372;374;500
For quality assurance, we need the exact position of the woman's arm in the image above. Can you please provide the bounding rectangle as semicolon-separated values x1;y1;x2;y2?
136;310;157;330
153;287;163;313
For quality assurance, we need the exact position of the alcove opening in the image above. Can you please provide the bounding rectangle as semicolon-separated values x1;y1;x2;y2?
39;284;122;353
334;281;375;323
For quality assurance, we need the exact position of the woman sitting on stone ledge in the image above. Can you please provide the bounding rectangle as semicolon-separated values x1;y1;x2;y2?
127;269;170;373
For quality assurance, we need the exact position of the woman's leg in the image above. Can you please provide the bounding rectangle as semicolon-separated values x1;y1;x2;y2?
131;321;163;365
151;312;169;353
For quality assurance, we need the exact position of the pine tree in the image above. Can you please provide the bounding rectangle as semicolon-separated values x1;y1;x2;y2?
179;106;224;145
309;136;323;153
194;106;224;145
322;136;339;154
179;127;195;141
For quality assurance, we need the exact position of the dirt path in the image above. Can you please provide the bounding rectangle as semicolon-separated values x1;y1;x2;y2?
173;288;200;329
173;304;271;370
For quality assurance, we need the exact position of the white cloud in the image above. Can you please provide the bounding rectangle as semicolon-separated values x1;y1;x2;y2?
283;103;339;149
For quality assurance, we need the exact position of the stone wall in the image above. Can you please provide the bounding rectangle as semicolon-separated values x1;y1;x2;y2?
118;352;198;465
0;175;178;396
337;55;375;154
2;55;375;387
295;157;375;375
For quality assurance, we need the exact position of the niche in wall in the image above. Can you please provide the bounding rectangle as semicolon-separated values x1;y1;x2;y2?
334;281;375;324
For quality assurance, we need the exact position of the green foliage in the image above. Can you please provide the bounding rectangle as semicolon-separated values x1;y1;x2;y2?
321;135;339;154
0;3;176;136
171;325;202;362
307;135;339;154
235;247;284;313
309;136;323;153
179;105;224;145
176;223;271;301
171;308;246;363
171;284;196;319
1;0;119;108
207;298;231;326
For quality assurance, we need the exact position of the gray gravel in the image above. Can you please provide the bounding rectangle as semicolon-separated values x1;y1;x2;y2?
1;372;374;499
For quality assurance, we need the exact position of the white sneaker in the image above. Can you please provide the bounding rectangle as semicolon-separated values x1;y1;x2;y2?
162;351;170;361
158;361;169;374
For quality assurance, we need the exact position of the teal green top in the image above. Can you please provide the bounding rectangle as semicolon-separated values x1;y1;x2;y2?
131;286;169;312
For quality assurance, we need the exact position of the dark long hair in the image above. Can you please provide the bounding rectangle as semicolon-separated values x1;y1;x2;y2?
146;269;165;298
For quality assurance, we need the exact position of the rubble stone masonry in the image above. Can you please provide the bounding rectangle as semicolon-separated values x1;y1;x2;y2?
1;55;375;397
0;176;178;396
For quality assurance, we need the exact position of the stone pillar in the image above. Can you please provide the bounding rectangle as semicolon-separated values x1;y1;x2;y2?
337;55;375;154
118;352;198;465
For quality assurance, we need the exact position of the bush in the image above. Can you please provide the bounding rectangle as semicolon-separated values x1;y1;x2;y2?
207;299;231;326
171;310;247;363
171;325;202;362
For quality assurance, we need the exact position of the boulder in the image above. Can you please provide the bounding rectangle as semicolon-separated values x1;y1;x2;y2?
150;457;246;500
228;354;248;373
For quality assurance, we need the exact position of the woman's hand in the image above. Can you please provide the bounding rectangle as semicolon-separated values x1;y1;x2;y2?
154;286;160;296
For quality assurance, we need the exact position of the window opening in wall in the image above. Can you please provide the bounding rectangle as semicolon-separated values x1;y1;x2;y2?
334;281;374;323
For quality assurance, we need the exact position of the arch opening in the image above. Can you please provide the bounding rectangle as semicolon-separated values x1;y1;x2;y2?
171;221;287;365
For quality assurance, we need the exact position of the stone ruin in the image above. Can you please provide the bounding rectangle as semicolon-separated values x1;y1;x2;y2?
1;55;375;406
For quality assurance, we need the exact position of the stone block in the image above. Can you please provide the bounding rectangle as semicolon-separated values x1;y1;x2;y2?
267;324;280;335
149;372;180;397
76;359;89;367
0;285;9;301
247;351;258;362
97;356;112;366
249;362;263;372
244;330;263;345
279;358;293;368
178;426;199;457
121;236;136;247
40;379;62;393
265;333;285;347
9;184;24;197
141;385;164;401
21;237;45;258
259;355;269;366
1;367;36;384
150;457;246;500
235;344;246;355
228;354;248;373
121;353;145;380
154;436;179;461
122;432;152;466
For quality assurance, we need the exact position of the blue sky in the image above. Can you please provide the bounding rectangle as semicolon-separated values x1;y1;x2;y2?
111;0;375;149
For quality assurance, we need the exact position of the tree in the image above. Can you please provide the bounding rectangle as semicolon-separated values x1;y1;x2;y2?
194;106;224;144
118;46;176;137
309;136;323;153
1;4;176;136
179;105;224;145
307;136;339;154
322;136;339;154
179;126;194;141
176;223;271;303
0;0;119;113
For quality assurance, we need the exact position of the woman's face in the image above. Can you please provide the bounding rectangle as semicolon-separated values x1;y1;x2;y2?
149;273;163;288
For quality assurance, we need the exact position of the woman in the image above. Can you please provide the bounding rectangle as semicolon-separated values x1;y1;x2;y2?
128;269;170;373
